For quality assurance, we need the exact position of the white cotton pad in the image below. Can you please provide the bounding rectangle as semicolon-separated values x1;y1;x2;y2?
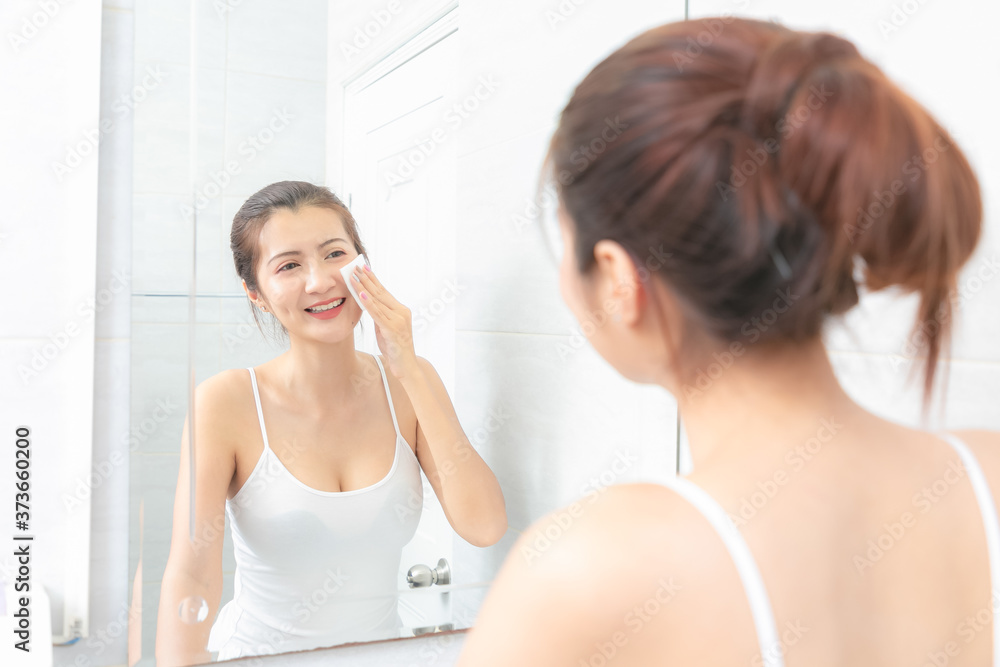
340;254;370;314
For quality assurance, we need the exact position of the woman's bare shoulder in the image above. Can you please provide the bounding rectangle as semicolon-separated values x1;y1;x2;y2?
460;482;716;664
196;367;251;404
191;368;257;442
511;481;718;581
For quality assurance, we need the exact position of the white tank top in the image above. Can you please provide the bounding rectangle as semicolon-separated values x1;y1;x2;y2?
660;432;1000;666
206;354;424;660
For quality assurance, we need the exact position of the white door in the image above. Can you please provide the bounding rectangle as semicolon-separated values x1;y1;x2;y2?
342;13;457;629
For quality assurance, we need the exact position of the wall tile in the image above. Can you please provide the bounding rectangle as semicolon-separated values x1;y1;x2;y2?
458;0;685;158
455;330;677;530
227;0;328;82
130;319;220;455
222;71;326;194
133;0;226;69
132;64;226;196
456;130;577;335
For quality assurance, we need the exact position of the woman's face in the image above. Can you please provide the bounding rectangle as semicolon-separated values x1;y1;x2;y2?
248;205;363;341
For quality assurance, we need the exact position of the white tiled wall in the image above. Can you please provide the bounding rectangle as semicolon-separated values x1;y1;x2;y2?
451;0;686;585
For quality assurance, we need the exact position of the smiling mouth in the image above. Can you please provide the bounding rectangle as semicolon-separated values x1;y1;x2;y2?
305;298;346;313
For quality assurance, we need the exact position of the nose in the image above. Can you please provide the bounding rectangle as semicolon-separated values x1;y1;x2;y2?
304;261;338;294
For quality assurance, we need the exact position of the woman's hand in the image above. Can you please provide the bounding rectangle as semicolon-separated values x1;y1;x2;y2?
350;264;419;379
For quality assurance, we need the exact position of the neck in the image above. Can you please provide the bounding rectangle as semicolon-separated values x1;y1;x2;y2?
274;333;365;412
674;337;866;472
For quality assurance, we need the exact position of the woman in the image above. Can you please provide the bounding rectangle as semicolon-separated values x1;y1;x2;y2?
155;181;506;665
460;17;998;666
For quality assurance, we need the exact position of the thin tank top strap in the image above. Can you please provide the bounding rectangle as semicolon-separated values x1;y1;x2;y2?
247;367;271;452
938;431;1000;666
661;475;784;667
371;354;402;441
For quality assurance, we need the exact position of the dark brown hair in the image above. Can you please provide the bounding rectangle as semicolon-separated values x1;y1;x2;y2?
231;180;369;341
544;17;982;414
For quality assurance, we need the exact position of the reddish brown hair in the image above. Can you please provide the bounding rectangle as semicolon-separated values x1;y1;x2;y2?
545;17;982;414
231;181;369;341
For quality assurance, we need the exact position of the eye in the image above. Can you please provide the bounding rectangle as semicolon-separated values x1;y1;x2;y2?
277;250;345;273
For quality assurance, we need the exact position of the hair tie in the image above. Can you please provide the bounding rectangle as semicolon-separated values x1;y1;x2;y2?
769;245;793;280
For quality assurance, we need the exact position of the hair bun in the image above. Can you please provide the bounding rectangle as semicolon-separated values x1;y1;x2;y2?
548;17;982;414
742;30;860;144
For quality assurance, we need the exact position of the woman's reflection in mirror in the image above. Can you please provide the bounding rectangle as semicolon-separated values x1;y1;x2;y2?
156;181;506;665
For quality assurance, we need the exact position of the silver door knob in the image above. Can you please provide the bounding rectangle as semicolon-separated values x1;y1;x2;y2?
406;558;451;588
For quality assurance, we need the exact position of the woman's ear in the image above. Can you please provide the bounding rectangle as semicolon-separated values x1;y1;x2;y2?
242;279;267;311
592;239;644;327
591;240;687;386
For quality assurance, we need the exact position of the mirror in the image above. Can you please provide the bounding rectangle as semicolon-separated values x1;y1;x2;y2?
129;0;682;663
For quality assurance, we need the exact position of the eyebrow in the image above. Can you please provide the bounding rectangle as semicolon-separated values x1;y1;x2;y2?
268;238;349;265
